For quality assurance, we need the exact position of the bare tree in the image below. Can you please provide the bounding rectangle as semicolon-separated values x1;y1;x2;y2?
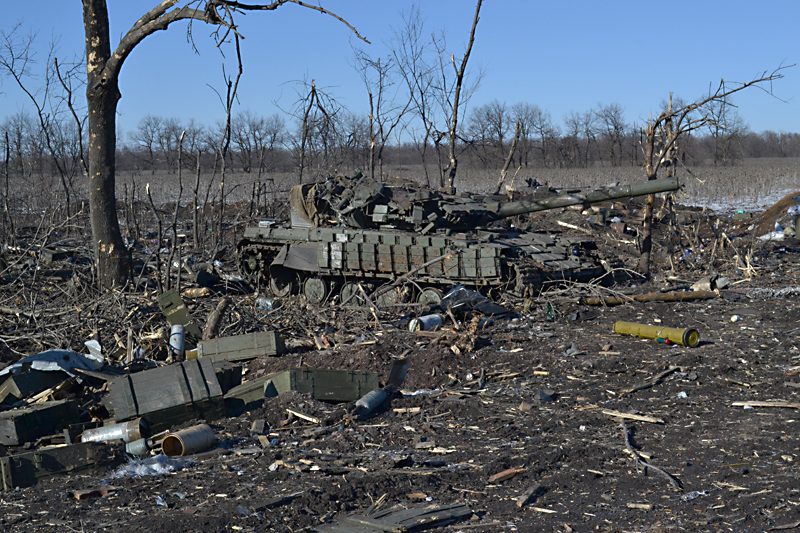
596;102;627;166
0;26;85;219
286;80;346;182
493;121;521;195
637;66;791;274
158;117;183;174
352;49;413;179
130;115;163;174
392;2;483;189
81;0;367;288
704;96;749;165
467;99;510;168
511;102;558;168
440;0;482;189
392;5;438;186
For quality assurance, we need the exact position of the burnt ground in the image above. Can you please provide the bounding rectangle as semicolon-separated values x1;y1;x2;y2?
1;202;800;533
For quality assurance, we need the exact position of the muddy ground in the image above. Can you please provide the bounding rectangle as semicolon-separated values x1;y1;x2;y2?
1;202;800;533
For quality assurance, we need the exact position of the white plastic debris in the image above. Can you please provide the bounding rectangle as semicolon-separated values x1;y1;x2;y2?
758;231;786;241
0;349;104;378
112;454;193;478
83;340;105;368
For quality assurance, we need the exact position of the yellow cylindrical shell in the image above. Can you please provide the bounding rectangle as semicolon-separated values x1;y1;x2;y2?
613;321;699;347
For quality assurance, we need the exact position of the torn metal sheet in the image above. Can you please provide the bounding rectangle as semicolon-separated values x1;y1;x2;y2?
158;289;203;344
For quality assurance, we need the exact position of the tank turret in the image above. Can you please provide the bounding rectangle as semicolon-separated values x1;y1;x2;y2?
238;174;680;305
289;173;678;232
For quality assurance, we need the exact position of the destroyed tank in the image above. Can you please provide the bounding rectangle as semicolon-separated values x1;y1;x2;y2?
237;173;679;306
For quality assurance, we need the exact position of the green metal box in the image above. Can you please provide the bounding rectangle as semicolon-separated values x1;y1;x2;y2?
224;368;379;406
196;331;285;363
108;359;224;433
0;399;81;446
0;441;121;490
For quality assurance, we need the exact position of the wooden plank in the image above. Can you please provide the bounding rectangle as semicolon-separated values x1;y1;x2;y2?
602;409;664;424
341;516;406;532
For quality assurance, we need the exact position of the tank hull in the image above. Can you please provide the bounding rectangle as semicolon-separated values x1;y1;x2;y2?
237;224;611;305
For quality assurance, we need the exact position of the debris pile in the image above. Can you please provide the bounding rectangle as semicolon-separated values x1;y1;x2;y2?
0;190;798;532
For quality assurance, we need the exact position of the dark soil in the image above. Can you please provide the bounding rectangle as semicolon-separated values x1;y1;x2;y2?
2;205;800;533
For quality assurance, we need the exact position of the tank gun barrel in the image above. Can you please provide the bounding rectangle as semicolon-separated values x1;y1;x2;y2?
494;176;679;218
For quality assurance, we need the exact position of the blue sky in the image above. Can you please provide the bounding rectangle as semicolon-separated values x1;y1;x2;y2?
1;1;798;140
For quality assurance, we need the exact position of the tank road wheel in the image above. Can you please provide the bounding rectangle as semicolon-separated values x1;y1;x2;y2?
269;267;295;298
375;284;411;310
303;277;329;305
339;282;364;306
417;287;443;306
238;247;264;285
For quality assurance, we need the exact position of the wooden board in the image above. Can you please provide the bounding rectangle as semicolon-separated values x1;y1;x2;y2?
316;502;472;532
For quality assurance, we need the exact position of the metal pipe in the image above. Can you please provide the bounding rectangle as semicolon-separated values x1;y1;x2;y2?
495;176;680;218
581;290;717;306
161;424;217;457
613;320;700;348
81;418;148;444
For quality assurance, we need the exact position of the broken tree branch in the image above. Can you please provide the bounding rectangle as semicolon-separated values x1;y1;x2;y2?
620;420;681;491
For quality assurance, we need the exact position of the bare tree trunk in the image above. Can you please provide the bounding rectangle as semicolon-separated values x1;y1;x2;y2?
192;150;201;249
83;0;130;288
444;0;482;190
493;121;521;195
2;131;13;244
165;130;185;292
145;182;163;294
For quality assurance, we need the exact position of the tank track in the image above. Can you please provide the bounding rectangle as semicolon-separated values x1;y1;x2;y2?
237;242;283;285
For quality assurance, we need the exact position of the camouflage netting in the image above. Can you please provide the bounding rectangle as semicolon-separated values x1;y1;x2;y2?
290;183;319;228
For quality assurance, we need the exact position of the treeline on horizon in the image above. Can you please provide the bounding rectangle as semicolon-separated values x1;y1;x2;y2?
3;100;800;187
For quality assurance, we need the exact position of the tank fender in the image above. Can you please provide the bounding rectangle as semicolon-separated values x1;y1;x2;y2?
269;244;321;273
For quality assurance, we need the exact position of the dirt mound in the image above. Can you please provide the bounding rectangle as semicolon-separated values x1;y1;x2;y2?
750;190;800;235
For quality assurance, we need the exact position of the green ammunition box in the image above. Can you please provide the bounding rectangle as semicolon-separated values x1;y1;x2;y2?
108;359;224;433
0;399;81;446
224;368;379;406
0;441;122;490
197;331;285;363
